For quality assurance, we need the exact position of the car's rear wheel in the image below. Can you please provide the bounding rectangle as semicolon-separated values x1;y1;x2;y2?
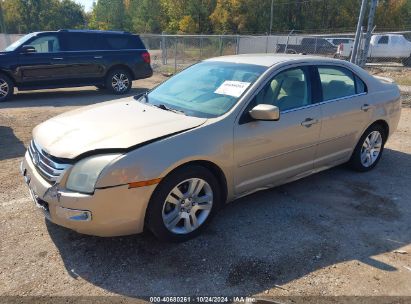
146;165;221;242
105;68;132;94
0;73;14;102
349;124;387;172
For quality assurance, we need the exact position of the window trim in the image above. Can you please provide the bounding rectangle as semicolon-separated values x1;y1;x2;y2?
316;64;368;103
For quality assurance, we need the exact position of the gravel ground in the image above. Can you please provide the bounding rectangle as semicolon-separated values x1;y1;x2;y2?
0;74;410;301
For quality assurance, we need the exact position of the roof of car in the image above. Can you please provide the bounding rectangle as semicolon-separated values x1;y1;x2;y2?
58;29;131;35
205;54;347;67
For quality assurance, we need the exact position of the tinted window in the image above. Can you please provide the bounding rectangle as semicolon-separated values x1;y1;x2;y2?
27;35;60;53
63;33;106;51
254;67;310;111
318;66;356;101
104;35;145;50
378;36;389;44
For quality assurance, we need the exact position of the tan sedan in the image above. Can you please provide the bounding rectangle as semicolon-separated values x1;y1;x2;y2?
20;54;401;241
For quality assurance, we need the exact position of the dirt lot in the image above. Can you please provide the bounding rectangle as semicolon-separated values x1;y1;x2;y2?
0;74;411;301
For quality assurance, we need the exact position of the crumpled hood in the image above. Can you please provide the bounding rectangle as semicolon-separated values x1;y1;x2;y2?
33;97;207;159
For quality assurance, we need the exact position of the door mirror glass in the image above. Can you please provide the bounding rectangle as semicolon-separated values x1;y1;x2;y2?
249;104;280;121
20;45;36;54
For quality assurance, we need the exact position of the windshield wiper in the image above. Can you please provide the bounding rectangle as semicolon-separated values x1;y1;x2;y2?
155;104;186;115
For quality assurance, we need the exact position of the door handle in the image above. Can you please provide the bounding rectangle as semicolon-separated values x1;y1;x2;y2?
301;118;319;128
361;104;371;111
52;57;64;60
94;56;103;59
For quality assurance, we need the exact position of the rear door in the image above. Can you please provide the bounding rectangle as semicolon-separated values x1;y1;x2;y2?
315;65;369;169
17;33;69;86
59;32;106;83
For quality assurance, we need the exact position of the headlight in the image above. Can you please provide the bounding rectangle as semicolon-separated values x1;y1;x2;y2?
66;154;121;194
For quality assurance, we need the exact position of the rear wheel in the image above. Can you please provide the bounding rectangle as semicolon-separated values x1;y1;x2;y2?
348;124;387;172
105;68;132;94
146;165;221;242
0;73;14;102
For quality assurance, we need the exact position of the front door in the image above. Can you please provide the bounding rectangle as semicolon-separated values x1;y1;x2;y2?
233;66;322;195
17;33;69;86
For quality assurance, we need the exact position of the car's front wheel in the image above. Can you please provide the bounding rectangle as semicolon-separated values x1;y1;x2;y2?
106;68;132;94
349;124;387;172
0;73;14;102
146;165;221;242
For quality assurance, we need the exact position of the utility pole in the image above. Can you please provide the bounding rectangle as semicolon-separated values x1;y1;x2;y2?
359;0;378;67
351;0;367;64
269;0;274;35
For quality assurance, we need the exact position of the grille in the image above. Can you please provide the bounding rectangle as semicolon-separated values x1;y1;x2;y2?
28;140;70;184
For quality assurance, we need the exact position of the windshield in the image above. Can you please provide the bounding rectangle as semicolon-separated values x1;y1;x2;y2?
143;61;267;118
3;33;35;52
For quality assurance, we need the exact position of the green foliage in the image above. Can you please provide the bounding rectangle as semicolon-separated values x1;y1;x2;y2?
1;0;411;34
2;0;86;33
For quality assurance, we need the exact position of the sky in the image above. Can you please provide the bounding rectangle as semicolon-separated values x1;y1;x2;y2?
73;0;95;12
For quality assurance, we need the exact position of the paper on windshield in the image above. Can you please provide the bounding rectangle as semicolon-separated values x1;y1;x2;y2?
214;81;251;98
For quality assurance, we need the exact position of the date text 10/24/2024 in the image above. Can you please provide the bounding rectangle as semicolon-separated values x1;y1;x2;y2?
149;296;257;303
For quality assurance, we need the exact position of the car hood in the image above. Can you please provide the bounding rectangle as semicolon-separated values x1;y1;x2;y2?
33;97;207;159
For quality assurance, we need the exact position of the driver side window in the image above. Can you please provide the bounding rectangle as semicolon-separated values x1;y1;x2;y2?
26;35;61;53
255;67;311;112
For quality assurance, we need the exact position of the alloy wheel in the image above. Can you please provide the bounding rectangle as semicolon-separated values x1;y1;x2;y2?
360;130;382;167
162;178;213;234
0;79;9;97
111;73;130;92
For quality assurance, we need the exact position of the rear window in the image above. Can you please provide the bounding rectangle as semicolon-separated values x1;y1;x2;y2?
104;35;145;50
62;33;145;51
318;66;367;101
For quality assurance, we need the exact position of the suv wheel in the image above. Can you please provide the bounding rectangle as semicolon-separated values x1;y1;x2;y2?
146;166;221;242
0;73;14;102
349;124;387;172
106;68;132;94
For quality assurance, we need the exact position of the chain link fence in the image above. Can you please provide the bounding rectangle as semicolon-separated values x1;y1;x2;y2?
141;32;411;107
0;31;410;106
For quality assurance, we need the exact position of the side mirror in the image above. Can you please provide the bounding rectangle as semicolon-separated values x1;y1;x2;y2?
20;45;36;54
249;104;280;121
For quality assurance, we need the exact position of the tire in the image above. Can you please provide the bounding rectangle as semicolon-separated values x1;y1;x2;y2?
146;165;222;242
105;68;132;94
348;124;387;172
0;73;14;102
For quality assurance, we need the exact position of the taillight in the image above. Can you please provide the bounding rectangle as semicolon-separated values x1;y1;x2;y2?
339;43;344;51
142;52;150;64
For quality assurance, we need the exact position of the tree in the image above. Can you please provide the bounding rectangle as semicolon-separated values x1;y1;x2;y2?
2;0;85;33
88;0;130;30
127;0;164;33
179;15;196;33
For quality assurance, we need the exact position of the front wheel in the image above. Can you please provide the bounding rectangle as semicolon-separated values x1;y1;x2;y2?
348;124;387;172
146;166;221;242
0;73;14;102
105;68;132;94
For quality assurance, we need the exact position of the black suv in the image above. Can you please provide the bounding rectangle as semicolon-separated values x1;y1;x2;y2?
0;29;153;101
